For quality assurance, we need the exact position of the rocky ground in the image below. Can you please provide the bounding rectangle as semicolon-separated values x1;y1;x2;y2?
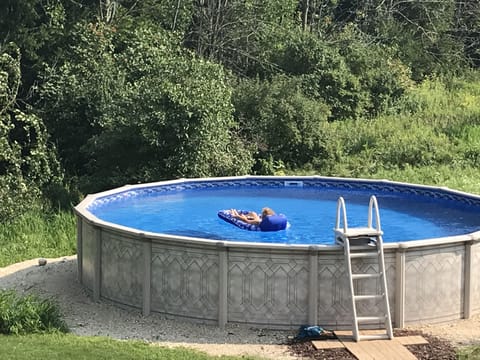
1;256;479;359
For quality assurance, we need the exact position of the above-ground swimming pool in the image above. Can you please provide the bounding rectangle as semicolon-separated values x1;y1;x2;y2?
75;176;480;329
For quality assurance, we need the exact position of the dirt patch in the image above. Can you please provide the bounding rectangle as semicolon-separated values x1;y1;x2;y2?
288;329;458;359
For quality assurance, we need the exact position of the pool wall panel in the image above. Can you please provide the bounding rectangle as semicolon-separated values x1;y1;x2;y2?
316;252;351;328
385;251;397;325
314;250;397;329
227;249;309;326
80;221;95;291
472;242;480;314
404;244;464;324
150;242;219;321
100;231;143;308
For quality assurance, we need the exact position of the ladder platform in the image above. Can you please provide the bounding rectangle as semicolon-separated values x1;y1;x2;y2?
335;227;383;238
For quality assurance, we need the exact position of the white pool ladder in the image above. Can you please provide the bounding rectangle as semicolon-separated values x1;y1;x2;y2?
334;195;393;342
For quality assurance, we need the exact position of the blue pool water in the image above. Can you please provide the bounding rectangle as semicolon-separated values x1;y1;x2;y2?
90;187;480;245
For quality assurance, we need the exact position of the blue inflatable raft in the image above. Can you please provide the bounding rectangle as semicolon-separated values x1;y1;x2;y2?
217;210;288;232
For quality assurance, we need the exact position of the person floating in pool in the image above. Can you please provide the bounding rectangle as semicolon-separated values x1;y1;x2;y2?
220;207;287;231
230;207;276;225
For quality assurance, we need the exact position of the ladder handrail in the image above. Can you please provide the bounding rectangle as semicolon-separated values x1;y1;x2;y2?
335;196;348;232
368;195;382;232
336;195;381;233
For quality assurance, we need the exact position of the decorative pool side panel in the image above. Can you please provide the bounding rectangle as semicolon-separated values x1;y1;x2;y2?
150;241;220;321
404;244;464;324
100;230;143;308
80;221;95;291
316;251;350;327
227;248;310;326
472;242;480;314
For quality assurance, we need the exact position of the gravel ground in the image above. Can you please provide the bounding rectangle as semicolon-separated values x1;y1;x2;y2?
1;256;479;359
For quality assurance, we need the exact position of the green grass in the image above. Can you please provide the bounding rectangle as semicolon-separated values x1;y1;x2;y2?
0;211;76;267
0;333;260;360
365;165;480;195
458;345;480;360
290;164;480;196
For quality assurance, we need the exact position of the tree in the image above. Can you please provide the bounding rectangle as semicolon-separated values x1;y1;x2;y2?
326;0;469;78
184;0;297;76
0;44;60;221
0;0;71;100
118;0;195;34
454;1;480;67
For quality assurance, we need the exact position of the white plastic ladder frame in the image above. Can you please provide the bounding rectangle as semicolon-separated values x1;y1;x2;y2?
334;195;394;342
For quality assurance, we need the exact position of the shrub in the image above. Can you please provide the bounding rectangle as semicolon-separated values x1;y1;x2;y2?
295;32;413;120
456;125;480;167
233;75;330;171
271;30;341;76
0;290;68;335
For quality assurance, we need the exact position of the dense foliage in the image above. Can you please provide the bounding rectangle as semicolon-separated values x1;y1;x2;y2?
0;0;479;218
39;21;251;192
0;44;61;222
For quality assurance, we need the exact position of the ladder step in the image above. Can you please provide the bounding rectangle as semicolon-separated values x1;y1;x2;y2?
357;316;386;323
354;294;383;301
358;333;391;341
352;273;381;280
350;252;378;258
350;245;377;251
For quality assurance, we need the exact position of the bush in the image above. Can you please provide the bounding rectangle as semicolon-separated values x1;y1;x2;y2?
233;75;330;171
0;290;68;335
271;29;340;76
